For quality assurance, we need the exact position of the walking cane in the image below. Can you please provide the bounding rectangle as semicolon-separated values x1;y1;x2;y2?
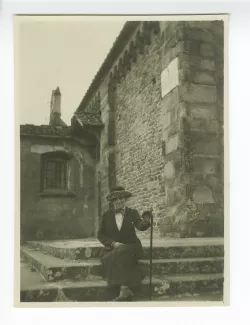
149;211;153;301
142;210;154;300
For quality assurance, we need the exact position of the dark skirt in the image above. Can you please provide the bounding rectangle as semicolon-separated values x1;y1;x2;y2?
99;243;145;292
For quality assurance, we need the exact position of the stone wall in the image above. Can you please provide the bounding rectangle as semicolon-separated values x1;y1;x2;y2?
114;33;164;238
77;23;163;231
159;21;224;237
20;136;96;240
95;76;115;218
74;20;224;238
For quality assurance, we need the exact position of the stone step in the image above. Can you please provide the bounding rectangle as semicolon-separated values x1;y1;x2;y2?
20;259;168;302
139;257;224;275
21;246;103;282
20;277;168;302
152;273;224;297
25;237;224;260
21;245;224;283
20;259;224;302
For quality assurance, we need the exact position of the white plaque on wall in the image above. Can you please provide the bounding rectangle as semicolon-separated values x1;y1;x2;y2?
161;57;179;98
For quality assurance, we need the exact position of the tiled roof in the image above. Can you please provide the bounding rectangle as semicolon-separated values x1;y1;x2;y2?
74;112;103;127
20;124;72;137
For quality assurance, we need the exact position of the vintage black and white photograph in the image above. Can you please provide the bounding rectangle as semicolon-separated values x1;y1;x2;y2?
15;15;228;306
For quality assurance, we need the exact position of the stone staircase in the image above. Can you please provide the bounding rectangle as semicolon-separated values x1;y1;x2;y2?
20;237;224;302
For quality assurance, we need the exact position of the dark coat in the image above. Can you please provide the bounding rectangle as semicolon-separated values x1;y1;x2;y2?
97;207;150;249
97;207;151;290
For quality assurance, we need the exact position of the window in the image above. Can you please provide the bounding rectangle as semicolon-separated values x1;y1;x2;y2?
43;158;67;190
40;151;74;196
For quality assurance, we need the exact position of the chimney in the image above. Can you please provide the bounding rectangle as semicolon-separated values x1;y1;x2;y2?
49;87;61;126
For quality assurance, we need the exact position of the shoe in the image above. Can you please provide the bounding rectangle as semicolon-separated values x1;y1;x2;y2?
126;295;133;302
113;285;134;301
113;294;133;302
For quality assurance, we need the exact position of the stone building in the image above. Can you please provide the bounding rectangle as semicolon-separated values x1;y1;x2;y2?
20;20;224;241
20;88;102;240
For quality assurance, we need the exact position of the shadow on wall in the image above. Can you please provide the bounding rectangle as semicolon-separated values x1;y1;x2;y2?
21;204;92;241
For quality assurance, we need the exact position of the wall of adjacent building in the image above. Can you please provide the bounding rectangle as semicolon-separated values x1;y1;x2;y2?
20;136;96;241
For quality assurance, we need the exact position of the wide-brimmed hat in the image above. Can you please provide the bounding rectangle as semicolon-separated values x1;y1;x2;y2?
106;186;132;202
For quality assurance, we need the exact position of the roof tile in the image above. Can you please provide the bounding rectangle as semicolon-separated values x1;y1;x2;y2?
20;124;72;136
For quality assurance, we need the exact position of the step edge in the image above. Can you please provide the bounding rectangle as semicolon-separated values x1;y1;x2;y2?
22;246;224;269
20;276;164;292
153;273;224;282
139;257;224;264
25;240;224;250
21;246;101;268
20;275;224;295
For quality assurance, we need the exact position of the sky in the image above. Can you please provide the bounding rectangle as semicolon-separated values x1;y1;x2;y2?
16;17;126;125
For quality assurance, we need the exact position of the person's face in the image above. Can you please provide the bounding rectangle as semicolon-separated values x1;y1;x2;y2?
112;196;126;210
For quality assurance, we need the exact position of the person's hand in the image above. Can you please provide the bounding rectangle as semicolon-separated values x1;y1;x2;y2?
112;242;124;249
142;211;153;223
144;215;151;224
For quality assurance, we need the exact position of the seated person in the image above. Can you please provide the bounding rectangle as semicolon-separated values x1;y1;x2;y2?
97;186;152;301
